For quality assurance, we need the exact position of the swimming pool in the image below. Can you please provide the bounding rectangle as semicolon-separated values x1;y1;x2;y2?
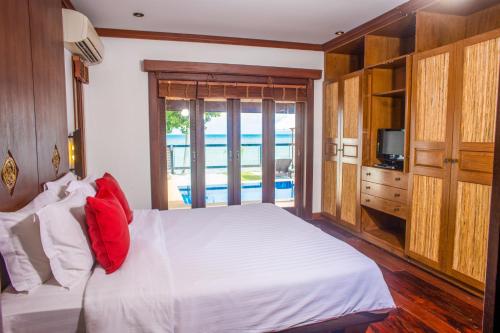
178;180;294;205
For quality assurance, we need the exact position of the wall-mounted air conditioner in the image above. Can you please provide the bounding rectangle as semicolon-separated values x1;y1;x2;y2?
62;9;104;65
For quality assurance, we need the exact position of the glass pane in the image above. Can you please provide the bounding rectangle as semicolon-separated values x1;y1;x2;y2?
166;99;192;209
205;100;228;207
241;100;262;204
275;102;296;208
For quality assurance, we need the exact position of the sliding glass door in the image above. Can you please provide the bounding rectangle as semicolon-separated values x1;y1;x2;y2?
165;97;303;212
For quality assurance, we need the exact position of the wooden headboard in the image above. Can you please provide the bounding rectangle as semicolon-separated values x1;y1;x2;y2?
0;0;69;290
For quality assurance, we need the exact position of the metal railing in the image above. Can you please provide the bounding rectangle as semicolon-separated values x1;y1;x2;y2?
167;143;294;173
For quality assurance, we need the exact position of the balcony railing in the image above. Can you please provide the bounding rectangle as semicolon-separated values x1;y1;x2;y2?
167;143;294;173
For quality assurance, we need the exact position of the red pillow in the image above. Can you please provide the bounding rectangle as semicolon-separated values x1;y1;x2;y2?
85;189;130;274
96;173;133;223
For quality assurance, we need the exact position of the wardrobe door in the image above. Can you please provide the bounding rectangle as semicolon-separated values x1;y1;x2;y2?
338;72;363;231
322;82;340;220
29;0;69;186
0;0;39;211
447;32;500;289
407;45;455;270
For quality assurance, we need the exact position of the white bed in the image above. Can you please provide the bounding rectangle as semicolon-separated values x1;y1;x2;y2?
84;204;395;333
1;276;86;333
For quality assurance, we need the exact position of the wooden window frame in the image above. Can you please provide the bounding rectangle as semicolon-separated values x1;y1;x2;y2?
145;60;321;219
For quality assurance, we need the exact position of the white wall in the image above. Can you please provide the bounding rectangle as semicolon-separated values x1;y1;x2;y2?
83;37;324;212
65;49;75;134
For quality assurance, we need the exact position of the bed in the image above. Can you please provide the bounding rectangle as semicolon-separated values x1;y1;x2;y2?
2;204;394;332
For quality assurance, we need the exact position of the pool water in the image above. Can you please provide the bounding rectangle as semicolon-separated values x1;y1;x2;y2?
179;180;294;205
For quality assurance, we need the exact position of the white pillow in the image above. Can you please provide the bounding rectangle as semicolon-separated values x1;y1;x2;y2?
43;172;77;196
37;189;94;289
65;174;98;197
0;191;61;292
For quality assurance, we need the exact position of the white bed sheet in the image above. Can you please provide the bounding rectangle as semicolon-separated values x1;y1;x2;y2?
83;204;394;333
83;209;174;333
162;203;395;333
1;276;86;333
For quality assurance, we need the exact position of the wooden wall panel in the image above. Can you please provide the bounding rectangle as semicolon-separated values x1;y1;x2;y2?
29;0;69;185
452;181;491;283
343;76;360;139
340;163;357;225
415;53;450;142
324;82;339;139
322;161;337;217
465;3;500;38
415;11;466;52
0;0;39;211
461;37;500;143
409;175;443;263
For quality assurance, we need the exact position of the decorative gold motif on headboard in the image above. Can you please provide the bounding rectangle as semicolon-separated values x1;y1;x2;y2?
1;151;19;196
52;145;61;176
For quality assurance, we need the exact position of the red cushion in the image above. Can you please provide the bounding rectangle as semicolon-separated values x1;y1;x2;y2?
96;173;133;223
85;189;130;274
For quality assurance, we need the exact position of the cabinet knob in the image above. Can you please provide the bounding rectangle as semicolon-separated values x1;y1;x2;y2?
365;199;371;203
394;193;400;197
366;186;371;190
366;172;371;176
395;177;401;181
394;207;400;212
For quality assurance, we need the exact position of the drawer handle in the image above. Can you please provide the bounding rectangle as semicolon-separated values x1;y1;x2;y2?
394;207;400;212
395;177;401;181
394;193;401;197
366;186;371;190
366;172;371;176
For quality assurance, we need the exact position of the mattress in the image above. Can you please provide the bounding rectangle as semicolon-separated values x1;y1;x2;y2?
162;203;395;333
1;276;86;333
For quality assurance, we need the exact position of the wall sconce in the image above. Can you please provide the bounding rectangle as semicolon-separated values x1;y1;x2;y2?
68;134;76;171
68;129;83;178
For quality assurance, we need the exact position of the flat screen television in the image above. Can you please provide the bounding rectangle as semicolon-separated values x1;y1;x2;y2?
376;129;404;170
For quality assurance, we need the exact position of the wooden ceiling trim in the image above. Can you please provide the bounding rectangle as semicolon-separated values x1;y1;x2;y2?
96;28;324;51
143;60;322;80
322;0;438;52
61;0;75;10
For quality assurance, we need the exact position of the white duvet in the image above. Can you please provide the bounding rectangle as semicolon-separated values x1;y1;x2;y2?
84;204;395;333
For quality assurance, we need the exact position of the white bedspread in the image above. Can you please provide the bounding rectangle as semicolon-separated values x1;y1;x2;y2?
162;204;395;333
83;204;394;333
83;209;174;333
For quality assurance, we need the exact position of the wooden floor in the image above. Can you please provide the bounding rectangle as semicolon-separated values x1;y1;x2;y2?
309;218;484;333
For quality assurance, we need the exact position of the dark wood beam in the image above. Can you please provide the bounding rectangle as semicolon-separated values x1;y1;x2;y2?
61;0;75;10
96;28;323;52
143;60;322;80
322;0;438;52
483;68;500;333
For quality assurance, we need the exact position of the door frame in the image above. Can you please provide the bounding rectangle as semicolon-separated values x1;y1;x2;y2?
145;60;321;219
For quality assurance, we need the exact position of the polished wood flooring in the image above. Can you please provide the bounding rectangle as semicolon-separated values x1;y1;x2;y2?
309;218;484;333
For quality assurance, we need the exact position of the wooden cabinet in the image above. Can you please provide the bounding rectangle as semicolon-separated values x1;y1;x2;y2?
408;30;500;288
322;72;363;231
0;0;68;210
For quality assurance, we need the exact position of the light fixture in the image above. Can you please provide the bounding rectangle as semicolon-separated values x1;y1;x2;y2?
181;108;189;117
133;12;144;18
68;134;75;171
335;31;345;36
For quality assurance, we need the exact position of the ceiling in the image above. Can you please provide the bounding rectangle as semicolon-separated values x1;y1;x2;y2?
71;0;408;44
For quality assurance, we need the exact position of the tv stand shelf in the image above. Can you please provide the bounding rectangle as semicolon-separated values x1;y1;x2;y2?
360;166;408;255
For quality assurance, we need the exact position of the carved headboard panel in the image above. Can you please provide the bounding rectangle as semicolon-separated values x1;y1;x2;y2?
0;0;69;290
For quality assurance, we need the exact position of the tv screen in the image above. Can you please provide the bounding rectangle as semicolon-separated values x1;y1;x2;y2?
378;129;404;157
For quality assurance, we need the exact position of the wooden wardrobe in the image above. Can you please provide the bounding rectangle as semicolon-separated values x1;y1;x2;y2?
0;0;68;211
408;30;500;290
322;71;363;232
322;0;500;293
